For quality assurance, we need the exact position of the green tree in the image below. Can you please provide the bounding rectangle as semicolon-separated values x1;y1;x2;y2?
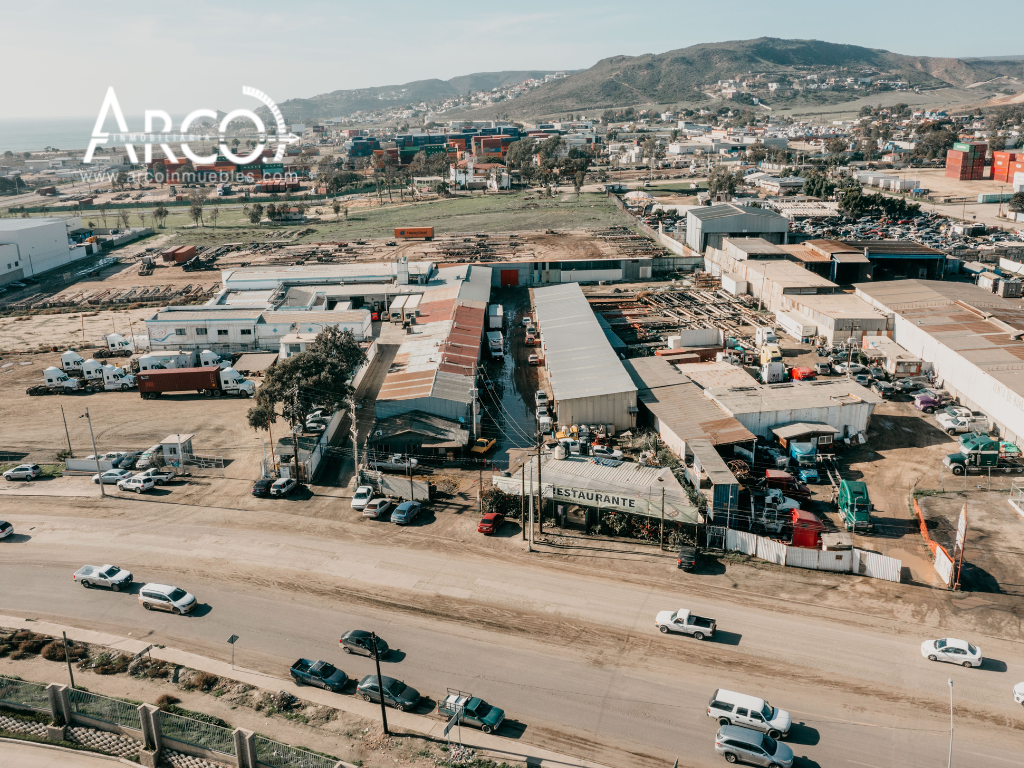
248;203;264;224
208;206;219;228
707;165;740;197
331;200;341;217
481;487;522;521
746;141;768;164
246;327;366;437
265;202;278;221
153;205;168;228
838;184;866;218
1006;191;1024;213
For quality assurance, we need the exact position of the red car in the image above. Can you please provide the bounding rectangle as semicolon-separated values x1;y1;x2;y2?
371;311;380;321
477;512;504;535
790;367;815;381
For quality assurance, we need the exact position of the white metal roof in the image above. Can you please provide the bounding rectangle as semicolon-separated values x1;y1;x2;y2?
532;283;636;402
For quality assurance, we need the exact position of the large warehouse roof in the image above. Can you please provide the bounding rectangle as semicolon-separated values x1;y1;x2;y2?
533;283;636;402
622;357;754;446
707;380;882;414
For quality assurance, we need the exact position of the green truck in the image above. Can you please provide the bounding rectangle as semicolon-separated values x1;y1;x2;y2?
436;689;505;734
943;434;1024;475
837;480;873;532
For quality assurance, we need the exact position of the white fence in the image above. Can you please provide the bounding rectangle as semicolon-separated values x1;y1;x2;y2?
724;530;901;583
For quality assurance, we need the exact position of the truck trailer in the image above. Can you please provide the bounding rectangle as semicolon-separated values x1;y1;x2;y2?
137;366;255;399
394;227;433;240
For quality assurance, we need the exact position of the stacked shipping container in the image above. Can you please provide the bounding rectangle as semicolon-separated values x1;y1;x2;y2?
944;142;987;180
992;151;1024;184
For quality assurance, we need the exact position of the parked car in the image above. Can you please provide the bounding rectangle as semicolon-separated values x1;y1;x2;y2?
868;367;886;380
715;725;794;768
339;630;388;657
73;564;133;590
118;476;155;494
290;659;348;691
351;485;374;510
93;469;133;485
477;512;504;535
252;478;273;497
138;583;196;614
356;675;420;711
361;498;393;519
114;451;143;469
708;689;792;738
4;464;41;481
270;478;297;497
894;376;930;393
436;689;505;734
813;362;832;376
391;501;422;525
536;390;548;408
528;353;540;365
134;467;174;485
471;437;497;454
1014;681;1024;706
920;638;982;668
0;521;14;539
590;445;624;460
851;373;871;386
676;544;699;571
834;362;865;375
871;381;894;398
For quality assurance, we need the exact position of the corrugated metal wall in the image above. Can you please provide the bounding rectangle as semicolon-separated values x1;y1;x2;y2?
559;390;637;431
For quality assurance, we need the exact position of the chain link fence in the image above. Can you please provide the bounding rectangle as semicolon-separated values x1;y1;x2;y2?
68;689;142;731
159;711;235;756
0;676;50;712
254;734;337;768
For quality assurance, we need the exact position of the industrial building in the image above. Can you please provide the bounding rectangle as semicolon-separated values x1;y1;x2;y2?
706;380;882;440
533;283;637;431
374;266;491;435
781;293;891;345
0;217;92;286
488;257;654;288
685;204;789;253
856;279;1024;443
145;306;372;353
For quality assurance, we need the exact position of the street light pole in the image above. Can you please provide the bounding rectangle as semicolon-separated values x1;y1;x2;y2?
81;408;104;497
371;633;389;735
947;678;954;768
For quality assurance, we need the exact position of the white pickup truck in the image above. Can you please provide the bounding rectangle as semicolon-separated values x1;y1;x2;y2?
655;608;716;640
936;413;988;435
73;564;133;591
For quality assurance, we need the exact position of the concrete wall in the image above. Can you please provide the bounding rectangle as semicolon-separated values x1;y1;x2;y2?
732;403;875;440
557;390;637;432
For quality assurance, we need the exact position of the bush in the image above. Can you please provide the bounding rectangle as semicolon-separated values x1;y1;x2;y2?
181;670;219;692
155;694;180;710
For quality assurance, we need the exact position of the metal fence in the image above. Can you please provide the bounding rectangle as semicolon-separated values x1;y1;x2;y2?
68;688;142;731
159;711;235;756
254;735;337;768
0;676;50;712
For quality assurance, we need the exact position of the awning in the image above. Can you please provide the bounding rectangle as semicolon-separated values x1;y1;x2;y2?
771;422;841;441
832;253;870;263
232;352;279;374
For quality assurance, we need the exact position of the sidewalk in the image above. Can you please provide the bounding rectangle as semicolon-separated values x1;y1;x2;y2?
0;615;611;768
0;738;132;768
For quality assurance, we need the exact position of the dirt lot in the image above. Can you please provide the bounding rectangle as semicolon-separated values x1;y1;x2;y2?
918;490;1024;596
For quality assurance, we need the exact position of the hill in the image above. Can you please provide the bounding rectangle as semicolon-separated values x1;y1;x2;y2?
274;70;563;121
463;38;1023;118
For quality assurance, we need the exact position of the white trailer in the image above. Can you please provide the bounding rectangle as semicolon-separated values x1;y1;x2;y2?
776;310;817;343
389;295;409;323
486;331;504;360
488;304;503;329
403;293;422;322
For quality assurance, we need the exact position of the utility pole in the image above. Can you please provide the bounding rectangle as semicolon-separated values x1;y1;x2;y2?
528;463;534;553
537;420;543;535
371;633;389;735
349;397;359;473
660;485;666;549
291;388;301;482
60;405;73;458
478;465;483;515
81;408;104;498
521;457;526;541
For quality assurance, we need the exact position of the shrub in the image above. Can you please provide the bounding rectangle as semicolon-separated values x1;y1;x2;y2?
181;670;219;692
155;694;180;710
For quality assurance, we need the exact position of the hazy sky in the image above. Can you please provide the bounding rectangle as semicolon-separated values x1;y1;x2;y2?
4;0;1024;119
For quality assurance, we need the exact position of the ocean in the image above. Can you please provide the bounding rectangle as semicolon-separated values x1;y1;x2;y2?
0;116;149;154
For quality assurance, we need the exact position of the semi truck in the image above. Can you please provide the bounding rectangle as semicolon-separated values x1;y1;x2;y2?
137;350;223;372
837;480;873;531
137;366;255;399
103;334;135;357
28;367;82;395
943;434;1024;475
486;331;504;360
759;343;782;366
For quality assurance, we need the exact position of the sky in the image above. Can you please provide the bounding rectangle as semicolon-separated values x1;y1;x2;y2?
4;0;1024;120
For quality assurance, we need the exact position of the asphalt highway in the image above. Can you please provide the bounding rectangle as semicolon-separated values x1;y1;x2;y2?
0;515;1022;768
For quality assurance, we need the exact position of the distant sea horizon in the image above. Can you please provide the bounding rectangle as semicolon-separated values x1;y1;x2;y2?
0;115;150;154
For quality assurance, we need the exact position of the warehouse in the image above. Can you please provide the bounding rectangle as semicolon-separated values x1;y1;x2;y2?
220;259;435;291
685;204;789;253
533;283;637;431
487;257;654;288
0;217;91;285
622;357;755;457
706;380;882;439
783;293;891;344
856;279;1024;443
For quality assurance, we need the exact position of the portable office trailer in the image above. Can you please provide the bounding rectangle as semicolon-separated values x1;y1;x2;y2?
775;310;817;343
389;294;409;323
402;293;422;321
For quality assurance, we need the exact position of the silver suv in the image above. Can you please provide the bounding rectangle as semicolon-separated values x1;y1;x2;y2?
715;725;793;767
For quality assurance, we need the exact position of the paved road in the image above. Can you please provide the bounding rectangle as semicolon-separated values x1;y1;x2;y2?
0;514;1021;768
0;740;123;768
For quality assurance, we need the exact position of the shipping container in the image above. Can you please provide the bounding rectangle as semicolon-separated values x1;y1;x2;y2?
394;227;434;240
174;245;197;262
137;366;219;397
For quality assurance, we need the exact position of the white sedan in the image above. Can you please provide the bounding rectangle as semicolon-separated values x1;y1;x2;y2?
1014;682;1024;706
93;469;134;485
920;638;983;668
351;485;374;510
591;446;624;460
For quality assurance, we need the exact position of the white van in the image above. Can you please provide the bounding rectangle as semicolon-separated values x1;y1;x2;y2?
707;689;791;738
539;415;552;433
